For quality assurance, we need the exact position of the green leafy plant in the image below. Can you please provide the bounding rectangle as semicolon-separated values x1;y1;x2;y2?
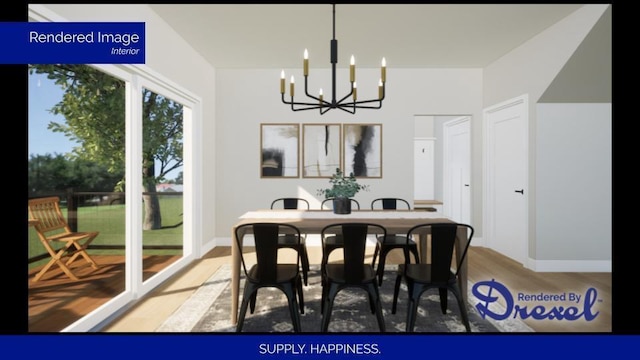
317;168;369;198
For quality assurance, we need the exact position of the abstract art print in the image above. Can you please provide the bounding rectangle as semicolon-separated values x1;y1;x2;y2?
260;123;299;178
343;123;382;178
302;124;341;178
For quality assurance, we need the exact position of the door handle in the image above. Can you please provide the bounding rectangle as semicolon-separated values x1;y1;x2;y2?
515;189;524;194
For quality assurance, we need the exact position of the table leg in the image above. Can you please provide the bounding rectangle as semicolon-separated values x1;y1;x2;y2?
418;233;427;263
230;228;241;325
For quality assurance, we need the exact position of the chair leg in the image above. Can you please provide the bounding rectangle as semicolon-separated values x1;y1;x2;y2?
321;283;339;332
367;289;376;314
450;285;471;332
406;296;420;332
250;290;258;314
66;237;99;269
296;275;305;314
33;245;79;282
236;283;257;332
376;247;390;285
366;283;386;332
438;287;448;314
283;283;302;332
300;247;310;286
320;247;333;315
392;273;403;314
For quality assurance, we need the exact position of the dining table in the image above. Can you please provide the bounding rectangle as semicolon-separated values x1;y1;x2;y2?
229;209;469;325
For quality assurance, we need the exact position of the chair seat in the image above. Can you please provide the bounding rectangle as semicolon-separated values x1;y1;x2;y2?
278;234;306;245
397;263;456;285
323;235;344;247
373;235;420;286
247;264;300;284
377;234;416;246
325;263;377;284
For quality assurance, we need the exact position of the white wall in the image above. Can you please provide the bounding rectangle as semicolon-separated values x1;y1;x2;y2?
535;103;611;269
215;68;483;238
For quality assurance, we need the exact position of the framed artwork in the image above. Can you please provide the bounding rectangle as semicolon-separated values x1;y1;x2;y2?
302;124;342;178
343;123;382;178
260;123;299;178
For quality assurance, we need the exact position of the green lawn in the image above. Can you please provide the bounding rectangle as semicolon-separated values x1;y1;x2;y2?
29;196;184;269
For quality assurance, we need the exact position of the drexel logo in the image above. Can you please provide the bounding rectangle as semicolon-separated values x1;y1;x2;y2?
472;279;600;321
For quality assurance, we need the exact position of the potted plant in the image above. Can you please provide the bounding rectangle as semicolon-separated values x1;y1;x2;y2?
317;168;369;214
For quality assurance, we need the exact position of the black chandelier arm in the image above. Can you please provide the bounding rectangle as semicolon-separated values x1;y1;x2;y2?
281;94;325;107
340;97;385;107
302;76;325;103
301;75;356;107
335;86;355;105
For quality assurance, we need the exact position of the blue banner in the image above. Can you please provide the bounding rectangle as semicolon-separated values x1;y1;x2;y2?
0;334;636;359
0;22;145;64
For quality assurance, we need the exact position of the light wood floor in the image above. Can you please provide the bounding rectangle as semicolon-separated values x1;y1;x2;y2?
103;245;611;332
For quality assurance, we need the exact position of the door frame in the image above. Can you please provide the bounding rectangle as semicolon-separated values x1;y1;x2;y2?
442;116;471;224
482;94;529;266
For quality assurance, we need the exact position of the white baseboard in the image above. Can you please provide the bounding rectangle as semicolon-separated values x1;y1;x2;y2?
470;236;484;247
527;258;611;272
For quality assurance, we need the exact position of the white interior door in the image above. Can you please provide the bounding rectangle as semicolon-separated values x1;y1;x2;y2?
484;95;528;265
443;117;471;224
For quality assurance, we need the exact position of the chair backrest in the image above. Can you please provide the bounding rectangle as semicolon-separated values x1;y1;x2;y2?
235;222;301;283
270;198;310;210
371;198;411;210
28;196;71;237
321;198;361;210
407;223;474;281
321;222;386;283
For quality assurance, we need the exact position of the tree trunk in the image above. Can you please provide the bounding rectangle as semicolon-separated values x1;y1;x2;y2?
142;159;161;230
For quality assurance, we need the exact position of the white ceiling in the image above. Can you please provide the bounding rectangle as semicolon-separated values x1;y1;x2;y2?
149;4;585;69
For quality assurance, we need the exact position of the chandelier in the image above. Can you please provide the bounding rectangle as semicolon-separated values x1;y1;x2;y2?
280;4;386;115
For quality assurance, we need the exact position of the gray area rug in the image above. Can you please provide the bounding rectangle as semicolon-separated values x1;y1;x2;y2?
157;265;533;333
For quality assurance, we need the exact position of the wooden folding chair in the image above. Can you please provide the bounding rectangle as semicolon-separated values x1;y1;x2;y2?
28;196;99;282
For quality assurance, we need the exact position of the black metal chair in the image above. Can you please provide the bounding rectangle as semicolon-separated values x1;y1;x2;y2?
391;223;474;332
270;198;310;210
370;198;420;285
321;197;361;211
270;198;311;285
320;222;387;332
234;222;305;332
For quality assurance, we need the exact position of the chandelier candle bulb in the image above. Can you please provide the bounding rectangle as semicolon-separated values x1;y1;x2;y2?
350;55;355;82
303;49;309;76
280;70;285;94
290;76;295;97
381;57;386;82
352;82;357;101
378;79;383;99
319;88;323;104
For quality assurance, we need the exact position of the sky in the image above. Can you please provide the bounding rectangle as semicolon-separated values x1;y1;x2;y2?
28;71;75;157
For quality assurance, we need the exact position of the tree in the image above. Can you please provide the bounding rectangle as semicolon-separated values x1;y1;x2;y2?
28;153;124;197
29;64;183;229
